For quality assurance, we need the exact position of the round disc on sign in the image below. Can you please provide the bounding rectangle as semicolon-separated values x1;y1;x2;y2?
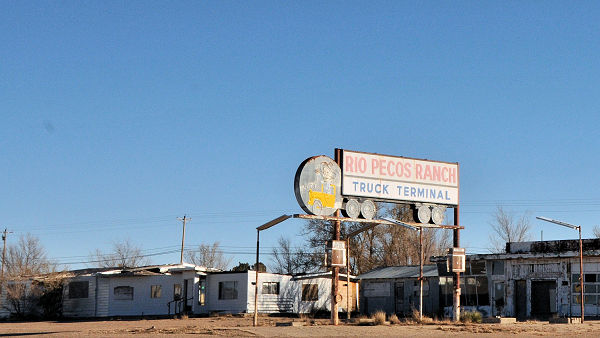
431;205;446;225
294;155;342;216
417;205;431;224
343;199;361;219
360;199;377;220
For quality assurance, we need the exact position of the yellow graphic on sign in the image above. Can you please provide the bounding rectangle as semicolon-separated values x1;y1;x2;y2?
308;184;337;211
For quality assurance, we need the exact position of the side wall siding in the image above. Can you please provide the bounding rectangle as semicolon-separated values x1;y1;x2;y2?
206;273;249;314
106;275;180;316
63;276;97;318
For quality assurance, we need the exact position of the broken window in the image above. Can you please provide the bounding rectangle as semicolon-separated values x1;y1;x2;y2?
470;261;486;275
174;284;182;300
262;282;279;295
150;285;162;298
461;276;489;306
68;281;89;299
302;284;319;301
218;281;238;300
114;286;134;300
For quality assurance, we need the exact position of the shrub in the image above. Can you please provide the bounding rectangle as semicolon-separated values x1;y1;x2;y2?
389;313;401;324
411;308;420;322
372;311;387;325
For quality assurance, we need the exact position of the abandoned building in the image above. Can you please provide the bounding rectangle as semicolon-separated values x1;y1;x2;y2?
359;238;600;320
460;238;600;320
0;263;358;319
358;265;440;316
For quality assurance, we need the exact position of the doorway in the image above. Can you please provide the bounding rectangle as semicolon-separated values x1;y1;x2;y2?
395;282;404;314
183;279;192;312
530;281;556;320
514;280;527;320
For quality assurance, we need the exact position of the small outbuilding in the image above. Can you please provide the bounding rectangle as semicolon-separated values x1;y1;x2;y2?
358;264;439;317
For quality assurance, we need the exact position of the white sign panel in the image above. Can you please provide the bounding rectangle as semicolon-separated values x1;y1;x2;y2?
341;150;459;206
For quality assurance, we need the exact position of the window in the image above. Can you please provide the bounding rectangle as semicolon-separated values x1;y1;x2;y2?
470;261;486;275
151;285;162;298
302;284;318;301
262;282;279;295
219;281;238;300
461;276;489;306
198;278;206;305
68;281;89;299
174;284;182;300
572;273;600;305
114;286;134;300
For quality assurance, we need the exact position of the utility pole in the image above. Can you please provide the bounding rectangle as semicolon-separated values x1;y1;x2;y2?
1;228;13;290
177;216;190;264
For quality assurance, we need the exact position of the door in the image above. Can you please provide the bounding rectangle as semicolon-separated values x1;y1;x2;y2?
530;281;556;320
183;279;192;311
493;282;505;316
514;280;527;320
395;282;404;314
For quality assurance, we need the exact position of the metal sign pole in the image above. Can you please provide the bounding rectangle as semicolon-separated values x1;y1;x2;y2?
579;226;584;323
253;230;260;326
331;148;341;326
347;237;351;321
419;228;423;321
453;206;461;322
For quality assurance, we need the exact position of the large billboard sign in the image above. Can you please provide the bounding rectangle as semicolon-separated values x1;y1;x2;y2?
341;150;459;206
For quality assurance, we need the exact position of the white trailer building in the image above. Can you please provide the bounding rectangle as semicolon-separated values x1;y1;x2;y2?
1;264;357;319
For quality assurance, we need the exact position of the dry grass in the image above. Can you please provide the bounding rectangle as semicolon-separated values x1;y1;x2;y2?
299;314;315;326
460;311;482;324
389;313;401;324
372;311;387;325
409;308;434;324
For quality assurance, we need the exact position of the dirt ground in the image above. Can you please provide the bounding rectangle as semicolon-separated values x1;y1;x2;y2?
2;316;600;337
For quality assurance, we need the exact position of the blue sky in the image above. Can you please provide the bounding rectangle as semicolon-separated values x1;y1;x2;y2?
2;1;599;270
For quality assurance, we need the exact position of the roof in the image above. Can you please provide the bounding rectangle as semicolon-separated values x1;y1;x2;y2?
292;271;358;282
97;263;213;276
357;264;438;280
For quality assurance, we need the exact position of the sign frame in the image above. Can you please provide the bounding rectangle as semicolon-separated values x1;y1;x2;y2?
340;149;459;206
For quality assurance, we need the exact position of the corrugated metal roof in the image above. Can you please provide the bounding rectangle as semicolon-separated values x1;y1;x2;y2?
357;264;438;280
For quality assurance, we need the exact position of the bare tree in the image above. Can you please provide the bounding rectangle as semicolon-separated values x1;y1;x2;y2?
4;233;55;278
91;238;150;268
299;202;453;275
593;225;600;238
1;233;59;319
489;206;532;253
184;242;231;270
271;236;313;274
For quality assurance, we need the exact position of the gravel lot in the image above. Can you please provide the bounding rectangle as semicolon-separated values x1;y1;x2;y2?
2;316;600;337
